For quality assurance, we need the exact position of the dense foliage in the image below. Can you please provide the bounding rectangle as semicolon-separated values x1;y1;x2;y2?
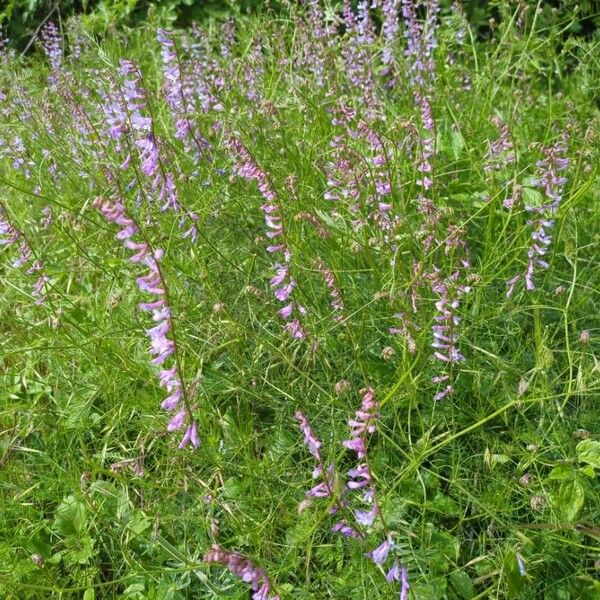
2;0;600;51
1;1;599;598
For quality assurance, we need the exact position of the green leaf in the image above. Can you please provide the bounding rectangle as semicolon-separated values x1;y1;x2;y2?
580;464;596;478
425;493;461;516
521;186;544;208
548;463;574;481
553;479;585;522
451;129;465;159
222;477;243;499
128;510;151;536
54;495;87;537
83;588;95;600
450;570;475;599
576;439;600;469
67;535;95;565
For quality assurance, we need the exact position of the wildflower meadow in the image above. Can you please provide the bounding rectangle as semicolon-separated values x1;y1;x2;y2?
0;1;599;598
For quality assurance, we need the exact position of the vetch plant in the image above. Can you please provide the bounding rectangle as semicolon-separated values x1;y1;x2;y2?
0;2;597;598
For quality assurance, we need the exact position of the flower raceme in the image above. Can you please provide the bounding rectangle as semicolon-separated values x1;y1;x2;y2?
295;411;337;502
117;59;199;242
0;204;49;304
204;545;280;600
228;137;307;339
506;138;569;297
340;388;381;529
156;28;211;161
93;196;198;448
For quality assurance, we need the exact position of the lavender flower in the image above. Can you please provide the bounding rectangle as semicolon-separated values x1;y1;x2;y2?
386;559;410;594
368;535;394;565
118;59;199;241
303;0;334;86
422;0;441;81
204;545;280;600
316;260;344;320
40;22;62;86
229;138;307;339
331;521;361;538
484;116;515;174
336;388;382;532
402;0;439;88
0;204;49;304
157;29;210;161
244;38;265;103
341;1;380;110
356;120;399;234
295;411;336;500
93;196;198;448
453;1;467;45
381;0;401;83
414;93;442;252
506;138;568;296
429;268;469;367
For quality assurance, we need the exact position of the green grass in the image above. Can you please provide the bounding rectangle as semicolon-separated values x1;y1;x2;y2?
1;2;599;598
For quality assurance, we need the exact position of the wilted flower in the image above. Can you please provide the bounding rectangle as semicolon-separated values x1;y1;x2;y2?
204;545;280;600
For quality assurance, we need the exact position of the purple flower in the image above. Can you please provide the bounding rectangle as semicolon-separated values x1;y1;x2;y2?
157;28;210;161
229;138;308;339
93;197;197;448
40;22;62;86
485;116;515;173
386;560;401;582
332;521;361;538
506;137;568;296
167;409;186;432
355;504;378;527
401;564;410;599
295;411;323;460
368;536;394;565
0;204;50;303
178;421;200;448
115;59;199;240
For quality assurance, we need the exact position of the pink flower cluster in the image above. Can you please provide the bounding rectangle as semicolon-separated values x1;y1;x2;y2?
93;196;198;448
40;22;62;87
402;0;439;88
204;545;280;600
0;205;48;304
229;138;307;339
295;393;410;593
356;120;398;233
414;93;442;252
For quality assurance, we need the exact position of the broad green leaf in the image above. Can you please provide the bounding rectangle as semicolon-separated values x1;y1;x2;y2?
83;588;95;600
425;493;461;516
548;464;574;481
553;479;585;522
450;570;475;599
576;439;600;469
54;495;87;537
